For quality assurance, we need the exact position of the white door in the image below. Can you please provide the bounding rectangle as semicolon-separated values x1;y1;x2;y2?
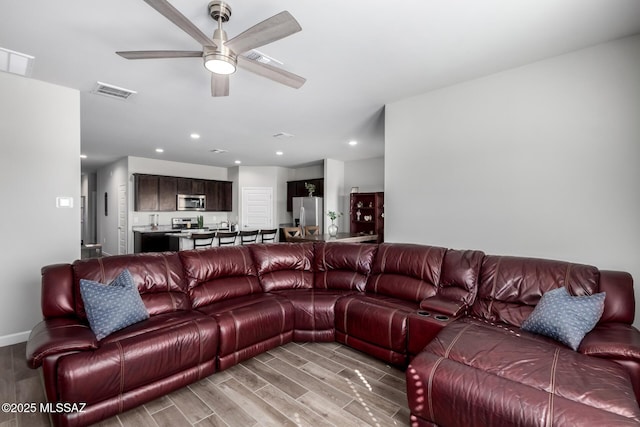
241;187;273;230
118;184;127;255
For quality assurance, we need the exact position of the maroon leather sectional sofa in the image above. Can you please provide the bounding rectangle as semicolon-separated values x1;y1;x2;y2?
26;242;640;426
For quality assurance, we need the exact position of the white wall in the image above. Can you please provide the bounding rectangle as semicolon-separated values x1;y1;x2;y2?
0;73;80;345
344;157;385;231
324;159;346;231
97;157;128;255
386;35;640;323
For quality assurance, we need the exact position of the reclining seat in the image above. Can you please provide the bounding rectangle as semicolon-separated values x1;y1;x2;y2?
335;243;447;366
407;255;640;426
26;253;219;427
180;245;294;371
250;242;377;342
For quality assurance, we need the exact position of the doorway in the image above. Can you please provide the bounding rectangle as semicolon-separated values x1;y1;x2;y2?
241;187;273;231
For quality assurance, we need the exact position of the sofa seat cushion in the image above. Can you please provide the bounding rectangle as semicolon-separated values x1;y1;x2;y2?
335;294;419;364
198;293;294;369
407;319;640;426
274;289;357;341
55;314;219;406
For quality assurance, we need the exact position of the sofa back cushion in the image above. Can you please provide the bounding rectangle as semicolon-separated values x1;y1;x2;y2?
313;243;377;291
366;243;447;302
72;253;189;319
470;255;600;327
249;243;314;292
437;249;485;307
179;246;261;308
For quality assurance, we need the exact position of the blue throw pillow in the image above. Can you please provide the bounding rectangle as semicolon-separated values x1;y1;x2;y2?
521;286;605;351
79;269;149;340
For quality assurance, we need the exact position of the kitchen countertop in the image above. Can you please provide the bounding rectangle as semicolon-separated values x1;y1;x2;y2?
132;225;226;233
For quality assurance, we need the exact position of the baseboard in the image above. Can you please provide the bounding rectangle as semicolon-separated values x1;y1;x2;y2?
0;330;30;347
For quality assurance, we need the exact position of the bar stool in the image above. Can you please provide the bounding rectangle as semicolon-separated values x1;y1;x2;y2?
282;227;302;242
304;225;320;236
217;231;238;246
239;230;258;245
258;229;277;243
191;232;215;250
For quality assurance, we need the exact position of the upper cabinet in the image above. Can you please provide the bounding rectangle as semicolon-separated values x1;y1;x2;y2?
286;178;324;211
134;174;233;212
134;174;159;211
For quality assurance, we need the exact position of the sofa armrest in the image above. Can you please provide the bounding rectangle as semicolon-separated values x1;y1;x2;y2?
26;318;98;368
419;296;466;317
579;323;640;361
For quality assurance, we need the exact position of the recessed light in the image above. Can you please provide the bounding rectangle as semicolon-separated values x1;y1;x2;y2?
234;160;241;164
276;151;284;156
190;133;200;140
348;140;358;146
80;154;87;159
155;148;164;153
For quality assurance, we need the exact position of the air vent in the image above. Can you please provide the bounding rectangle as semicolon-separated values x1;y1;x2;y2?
244;49;283;65
92;81;137;100
273;132;294;138
210;149;228;154
0;47;34;77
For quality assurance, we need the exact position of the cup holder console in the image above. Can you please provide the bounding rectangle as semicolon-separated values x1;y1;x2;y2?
434;314;450;321
417;310;431;317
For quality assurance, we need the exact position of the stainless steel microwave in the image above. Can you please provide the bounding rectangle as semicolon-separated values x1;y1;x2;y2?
177;194;206;211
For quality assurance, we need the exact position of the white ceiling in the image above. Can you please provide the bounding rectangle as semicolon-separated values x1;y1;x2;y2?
2;1;640;173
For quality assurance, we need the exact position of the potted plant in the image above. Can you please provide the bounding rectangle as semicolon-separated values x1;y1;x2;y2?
327;210;342;237
304;182;316;197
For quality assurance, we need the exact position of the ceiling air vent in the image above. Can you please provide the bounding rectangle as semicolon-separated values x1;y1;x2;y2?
0;47;34;77
92;81;137;100
243;49;283;65
273;132;294;138
210;149;228;154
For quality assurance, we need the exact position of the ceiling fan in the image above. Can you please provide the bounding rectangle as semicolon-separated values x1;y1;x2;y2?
116;0;306;97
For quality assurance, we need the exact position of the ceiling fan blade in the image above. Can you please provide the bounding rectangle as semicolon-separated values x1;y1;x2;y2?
143;0;217;48
116;50;203;59
238;56;305;89
211;73;230;97
226;11;301;55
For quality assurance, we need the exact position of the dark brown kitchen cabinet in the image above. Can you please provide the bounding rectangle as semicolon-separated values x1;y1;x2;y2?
134;173;232;212
205;180;232;211
286;178;324;211
158;176;177;211
134;174;159;211
177;178;192;195
192;179;206;195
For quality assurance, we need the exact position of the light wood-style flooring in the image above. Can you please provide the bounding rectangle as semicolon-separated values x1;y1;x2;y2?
1;341;410;427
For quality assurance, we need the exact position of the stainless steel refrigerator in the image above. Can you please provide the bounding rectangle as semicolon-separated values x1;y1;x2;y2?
292;197;323;235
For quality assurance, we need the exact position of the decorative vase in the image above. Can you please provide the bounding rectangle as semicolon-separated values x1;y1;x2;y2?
328;222;338;237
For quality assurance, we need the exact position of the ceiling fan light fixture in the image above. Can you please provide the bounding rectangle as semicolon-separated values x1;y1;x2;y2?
204;52;236;75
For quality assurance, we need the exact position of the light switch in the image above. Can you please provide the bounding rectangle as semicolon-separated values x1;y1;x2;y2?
56;197;73;208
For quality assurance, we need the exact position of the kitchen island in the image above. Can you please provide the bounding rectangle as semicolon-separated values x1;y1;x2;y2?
166;229;234;251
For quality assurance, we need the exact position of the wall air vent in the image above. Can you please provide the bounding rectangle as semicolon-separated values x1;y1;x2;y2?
0;47;34;77
210;149;228;154
92;81;137;100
